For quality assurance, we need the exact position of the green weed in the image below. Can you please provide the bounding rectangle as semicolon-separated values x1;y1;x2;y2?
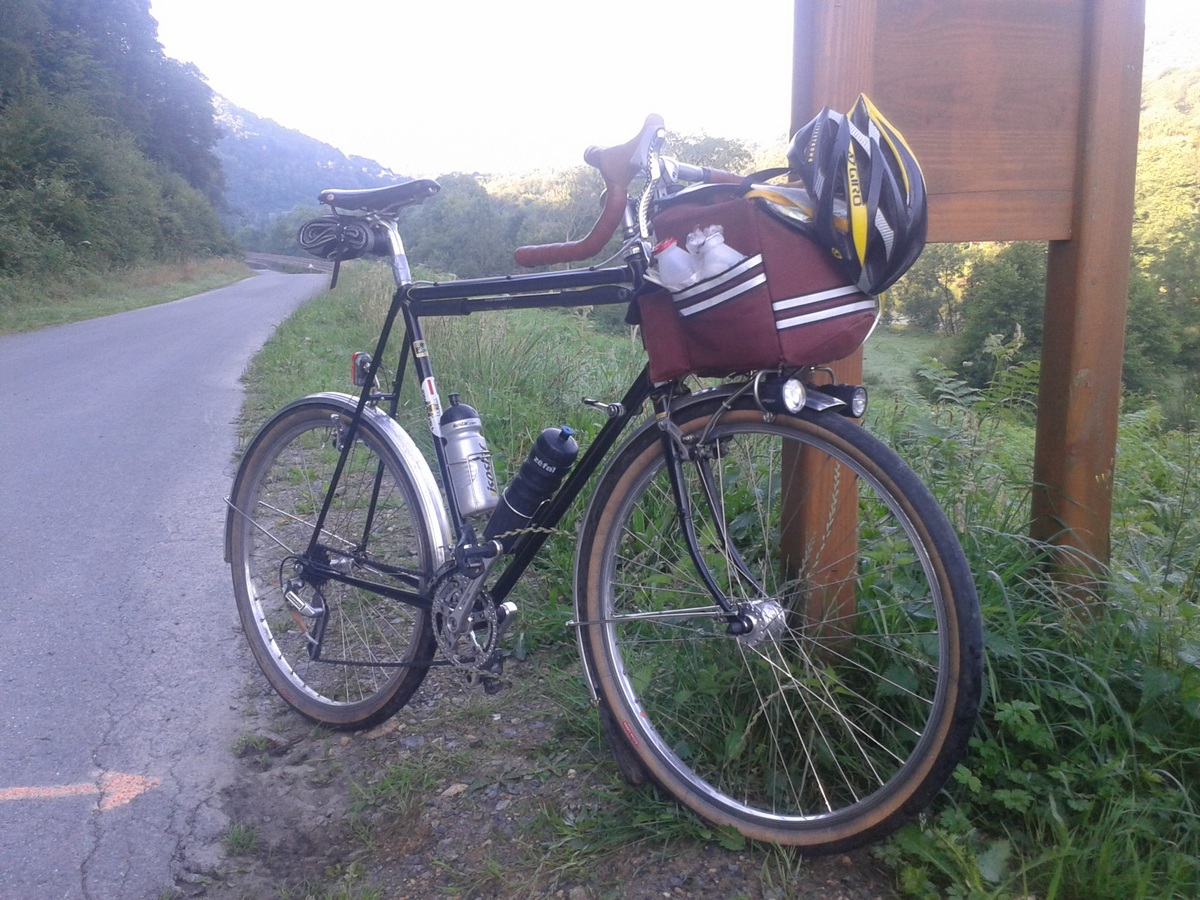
872;352;1200;899
222;823;260;857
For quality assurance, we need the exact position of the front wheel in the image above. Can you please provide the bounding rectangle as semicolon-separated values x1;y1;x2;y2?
575;396;983;851
228;397;440;729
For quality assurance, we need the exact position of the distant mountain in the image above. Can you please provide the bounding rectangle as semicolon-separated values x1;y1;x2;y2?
214;97;403;226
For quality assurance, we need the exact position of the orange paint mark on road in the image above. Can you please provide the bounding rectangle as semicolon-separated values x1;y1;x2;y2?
0;771;161;810
98;772;161;810
0;782;95;802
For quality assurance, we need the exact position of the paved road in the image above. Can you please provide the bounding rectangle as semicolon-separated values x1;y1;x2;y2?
0;271;327;898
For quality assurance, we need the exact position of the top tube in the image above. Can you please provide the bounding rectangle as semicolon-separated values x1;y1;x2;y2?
403;265;638;317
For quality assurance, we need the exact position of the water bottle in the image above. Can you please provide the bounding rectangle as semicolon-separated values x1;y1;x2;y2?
697;225;747;279
651;238;699;291
440;393;500;518
483;426;579;552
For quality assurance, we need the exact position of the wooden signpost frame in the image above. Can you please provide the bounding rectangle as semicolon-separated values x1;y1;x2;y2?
789;0;1146;581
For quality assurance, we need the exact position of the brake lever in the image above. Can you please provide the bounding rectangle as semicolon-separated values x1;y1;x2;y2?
637;130;671;240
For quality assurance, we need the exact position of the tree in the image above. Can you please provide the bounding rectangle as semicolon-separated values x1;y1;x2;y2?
952;242;1047;387
26;0;223;198
1122;266;1180;397
0;0;232;283
403;174;516;278
887;242;971;333
0;0;45;107
667;133;755;172
144;58;224;201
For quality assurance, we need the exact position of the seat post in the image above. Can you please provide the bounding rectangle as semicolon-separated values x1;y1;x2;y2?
377;218;412;288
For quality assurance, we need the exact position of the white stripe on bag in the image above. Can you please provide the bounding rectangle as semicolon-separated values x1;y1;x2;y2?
673;254;764;302
775;299;877;330
679;273;768;317
771;283;863;313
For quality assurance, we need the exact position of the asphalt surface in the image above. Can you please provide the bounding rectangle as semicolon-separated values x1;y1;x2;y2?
0;270;327;898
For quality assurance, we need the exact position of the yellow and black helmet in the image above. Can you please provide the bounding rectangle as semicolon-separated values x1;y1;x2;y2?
771;94;927;296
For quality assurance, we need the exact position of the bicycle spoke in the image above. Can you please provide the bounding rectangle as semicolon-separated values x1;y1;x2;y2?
230;401;436;728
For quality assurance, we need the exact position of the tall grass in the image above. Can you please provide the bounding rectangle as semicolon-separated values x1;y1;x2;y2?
240;262;643;458
872;358;1200;899
241;266;1200;898
236;260;644;603
0;256;250;334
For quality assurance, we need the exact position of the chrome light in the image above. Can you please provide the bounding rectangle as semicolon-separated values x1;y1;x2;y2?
752;373;807;416
781;378;806;413
819;384;869;418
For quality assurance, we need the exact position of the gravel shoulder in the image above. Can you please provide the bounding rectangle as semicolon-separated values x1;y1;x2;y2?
167;618;899;900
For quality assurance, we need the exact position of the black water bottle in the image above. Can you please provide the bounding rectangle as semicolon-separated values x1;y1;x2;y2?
483;426;579;552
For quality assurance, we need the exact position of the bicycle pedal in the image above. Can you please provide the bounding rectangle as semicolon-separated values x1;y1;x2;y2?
480;654;506;694
494;601;518;640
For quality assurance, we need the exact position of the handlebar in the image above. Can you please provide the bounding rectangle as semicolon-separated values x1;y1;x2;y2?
513;114;663;268
512;116;744;268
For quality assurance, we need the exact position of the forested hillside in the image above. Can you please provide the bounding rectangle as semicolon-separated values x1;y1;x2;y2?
214;98;398;229
0;0;232;301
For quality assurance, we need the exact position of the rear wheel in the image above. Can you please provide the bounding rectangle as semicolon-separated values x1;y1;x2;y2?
229;399;437;729
576;397;982;851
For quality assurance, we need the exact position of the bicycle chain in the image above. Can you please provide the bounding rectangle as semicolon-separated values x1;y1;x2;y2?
481;523;572;543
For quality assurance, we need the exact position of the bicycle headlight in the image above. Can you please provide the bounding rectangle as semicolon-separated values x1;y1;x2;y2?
819;384;869;418
753;374;807;415
781;378;806;414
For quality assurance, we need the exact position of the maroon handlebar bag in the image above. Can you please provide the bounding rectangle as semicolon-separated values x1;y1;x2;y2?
638;192;877;383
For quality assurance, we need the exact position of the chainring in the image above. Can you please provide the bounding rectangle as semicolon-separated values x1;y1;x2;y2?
431;571;500;670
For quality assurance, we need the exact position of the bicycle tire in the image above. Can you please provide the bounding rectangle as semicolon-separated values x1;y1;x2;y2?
228;396;442;729
575;394;982;851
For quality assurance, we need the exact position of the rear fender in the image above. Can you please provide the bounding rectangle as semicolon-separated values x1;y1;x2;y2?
224;392;450;566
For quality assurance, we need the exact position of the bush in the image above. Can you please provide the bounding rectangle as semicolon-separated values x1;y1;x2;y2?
874;364;1200;899
0;92;232;280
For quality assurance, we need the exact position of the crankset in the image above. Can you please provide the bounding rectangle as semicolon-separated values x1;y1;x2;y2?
430;570;518;691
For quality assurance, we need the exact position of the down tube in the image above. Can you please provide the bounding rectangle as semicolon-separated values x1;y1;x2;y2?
489;367;654;603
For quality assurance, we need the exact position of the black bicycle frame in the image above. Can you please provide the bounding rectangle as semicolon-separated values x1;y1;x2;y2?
300;263;651;606
299;253;752;630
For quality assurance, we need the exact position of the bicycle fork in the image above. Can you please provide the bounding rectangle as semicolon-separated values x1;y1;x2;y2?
654;402;772;637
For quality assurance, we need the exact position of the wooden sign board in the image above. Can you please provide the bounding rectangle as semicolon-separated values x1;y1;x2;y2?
793;0;1088;242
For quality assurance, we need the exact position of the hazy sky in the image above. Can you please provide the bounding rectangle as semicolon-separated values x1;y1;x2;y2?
150;0;1197;179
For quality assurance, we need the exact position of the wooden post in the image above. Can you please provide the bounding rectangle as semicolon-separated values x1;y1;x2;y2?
782;1;876;625
1030;0;1145;572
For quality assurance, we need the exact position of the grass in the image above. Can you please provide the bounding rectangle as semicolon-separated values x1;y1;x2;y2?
0;256;252;334
231;733;273;756
223;823;261;856
868;360;1200;899
863;324;944;395
234;263;1200;898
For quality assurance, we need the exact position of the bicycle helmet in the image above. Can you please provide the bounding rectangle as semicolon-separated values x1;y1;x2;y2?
762;94;927;295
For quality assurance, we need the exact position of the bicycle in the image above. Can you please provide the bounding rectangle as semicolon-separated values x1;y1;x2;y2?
225;108;984;852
